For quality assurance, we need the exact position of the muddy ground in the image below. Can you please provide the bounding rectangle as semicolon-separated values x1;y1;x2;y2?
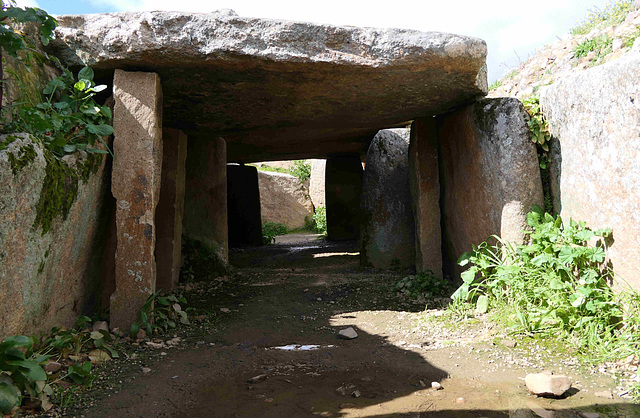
65;235;640;417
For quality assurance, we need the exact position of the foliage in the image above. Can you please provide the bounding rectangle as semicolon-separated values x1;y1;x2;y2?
44;316;118;362
310;206;327;234
253;160;312;182
488;79;503;91
521;95;550;152
396;270;455;300
289;160;311;182
623;26;640;48
262;221;289;244
0;1;57;56
130;291;190;338
571;0;635;35
180;237;228;282
572;34;613;63
0;335;51;415
450;206;640;361
3;66;113;157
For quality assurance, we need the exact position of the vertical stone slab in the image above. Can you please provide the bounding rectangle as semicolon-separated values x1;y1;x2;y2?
227;164;263;247
156;128;187;292
110;70;163;330
438;98;543;279
360;129;415;268
309;159;326;209
183;137;228;266
409;118;442;277
325;155;363;241
540;54;640;290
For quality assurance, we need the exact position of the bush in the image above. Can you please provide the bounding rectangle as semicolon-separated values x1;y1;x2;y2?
396;270;454;301
310;206;326;234
289;160;311;182
451;205;640;361
262;221;289;244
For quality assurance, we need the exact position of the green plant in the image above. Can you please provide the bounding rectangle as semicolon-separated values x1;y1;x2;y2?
0;1;57;111
522;95;550;152
44;316;118;361
450;206;640;362
130;291;190;337
396;270;455;301
3;66;113;157
289;160;311;182
66;361;92;385
311;206;327;234
571;0;635;35
262;221;289;244
488;79;503;91
572;34;613;63
0;335;52;414
624;27;640;48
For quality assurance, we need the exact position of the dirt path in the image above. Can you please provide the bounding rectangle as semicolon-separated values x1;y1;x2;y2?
72;237;640;417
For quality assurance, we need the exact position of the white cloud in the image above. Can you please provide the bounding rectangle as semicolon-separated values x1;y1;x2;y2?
14;0;40;7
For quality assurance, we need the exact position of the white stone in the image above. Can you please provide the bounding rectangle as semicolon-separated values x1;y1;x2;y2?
338;327;358;339
525;373;572;397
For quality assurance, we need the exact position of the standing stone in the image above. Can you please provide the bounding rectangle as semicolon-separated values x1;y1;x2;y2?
409;118;443;277
155;128;187;292
438;98;543;279
183;137;228;268
227;164;263;247
258;171;314;230
309;159;326;209
325;156;363;241
110;70;163;330
360;129;415;268
540;53;640;290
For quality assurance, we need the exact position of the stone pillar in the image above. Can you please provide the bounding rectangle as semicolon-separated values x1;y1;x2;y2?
409;118;442;277
309;159;326;209
227;164;263;247
183;137;228;266
155;128;187;292
110;70;163;330
325;155;363;241
437;98;543;279
360;129;415;268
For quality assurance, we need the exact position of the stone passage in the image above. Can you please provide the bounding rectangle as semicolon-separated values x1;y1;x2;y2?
227;165;263;247
360;129;415;268
437;98;543;279
325;156;364;241
110;70;163;330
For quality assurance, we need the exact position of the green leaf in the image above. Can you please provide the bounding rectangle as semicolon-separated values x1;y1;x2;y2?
7;361;47;381
86;124;114;136
558;246;576;265
460;267;478;284
457;252;473;267
78;67;94;82
3;336;33;349
90;331;103;340
0;381;21;415
476;295;489;314
63;144;77;153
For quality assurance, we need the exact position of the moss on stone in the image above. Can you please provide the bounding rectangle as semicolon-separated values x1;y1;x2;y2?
77;152;104;184
0;135;19;151
7;143;37;174
33;149;79;235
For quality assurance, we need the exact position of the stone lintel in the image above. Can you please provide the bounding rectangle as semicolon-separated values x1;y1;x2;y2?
110;69;163;330
408;119;442;277
156;128;187;292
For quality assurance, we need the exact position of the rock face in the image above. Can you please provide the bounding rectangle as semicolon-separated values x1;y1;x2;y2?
409;118;442;276
540;53;640;290
360;129;415;268
309;159;327;209
49;11;488;162
0;134;111;339
227;165;263;247
258;171;314;230
326;156;363;241
438;98;543;278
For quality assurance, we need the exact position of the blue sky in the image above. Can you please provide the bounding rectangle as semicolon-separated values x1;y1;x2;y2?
16;0;616;82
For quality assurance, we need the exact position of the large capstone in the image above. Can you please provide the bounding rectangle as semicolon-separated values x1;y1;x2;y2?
49;11;488;163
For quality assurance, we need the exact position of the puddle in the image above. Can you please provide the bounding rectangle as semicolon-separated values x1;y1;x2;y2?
270;344;335;351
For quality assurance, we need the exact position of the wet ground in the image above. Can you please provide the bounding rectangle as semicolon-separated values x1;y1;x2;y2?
69;236;640;417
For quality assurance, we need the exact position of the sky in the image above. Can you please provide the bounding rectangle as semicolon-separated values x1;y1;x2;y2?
15;0;615;81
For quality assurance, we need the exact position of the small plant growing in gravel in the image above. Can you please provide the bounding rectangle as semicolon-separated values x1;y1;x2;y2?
396;270;455;301
130;292;190;338
572;34;613;64
571;0;635;35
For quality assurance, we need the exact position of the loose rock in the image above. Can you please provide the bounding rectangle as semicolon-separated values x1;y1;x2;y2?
247;374;268;384
524;373;572;398
92;321;109;333
338;327;358;340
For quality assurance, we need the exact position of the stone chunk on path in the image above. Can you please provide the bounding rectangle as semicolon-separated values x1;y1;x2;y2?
525;373;572;398
338;327;358;339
